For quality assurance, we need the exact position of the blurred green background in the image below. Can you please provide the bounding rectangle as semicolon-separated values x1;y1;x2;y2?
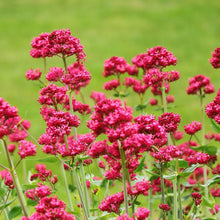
0;0;220;137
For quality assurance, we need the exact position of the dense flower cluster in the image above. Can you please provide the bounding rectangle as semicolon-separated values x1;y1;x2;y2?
0;170;14;189
127;179;151;196
30;29;85;60
186;74;215;95
21;196;76;220
184;121;202;135
206;89;220;124
191;192;202;206
159;204;171;211
209;47;220;68
18;140;37;159
99;192;124;214
102;56;129;77
25;68;42;80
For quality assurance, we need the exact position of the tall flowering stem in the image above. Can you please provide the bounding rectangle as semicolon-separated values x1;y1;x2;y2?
200;89;209;216
118;141;130;216
1;139;28;217
159;163;166;220
59;160;74;212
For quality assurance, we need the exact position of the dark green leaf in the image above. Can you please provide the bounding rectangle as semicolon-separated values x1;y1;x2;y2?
134;200;141;205
113;93;119;97
134;104;147;111
8;206;22;219
27;199;37;206
38;157;58;163
120;93;130;98
190;145;217;155
68;184;77;192
210;119;220;133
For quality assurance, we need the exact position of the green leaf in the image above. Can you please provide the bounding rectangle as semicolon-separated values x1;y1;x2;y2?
134;104;147;111
0;198;16;209
163;174;177;180
27;199;37;206
8;206;22;219
113;93;119;97
0;187;6;197
134;200;141;205
202;218;216;220
120;93;130;98
68;184;77;192
190;145;217;155
179;164;200;177
135;156;146;172
202;196;215;209
170;159;189;168
201;175;220;187
210;119;220;133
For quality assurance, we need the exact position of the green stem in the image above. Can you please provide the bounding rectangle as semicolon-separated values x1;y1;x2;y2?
177;176;183;220
200;90;209;217
59;160;74;212
160;163;166;220
161;81;167;114
71;168;89;220
173;177;178;220
1;139;28;217
0;190;10;217
146;153;152;220
118;141;129;216
62;55;68;74
79;161;90;217
22;159;27;184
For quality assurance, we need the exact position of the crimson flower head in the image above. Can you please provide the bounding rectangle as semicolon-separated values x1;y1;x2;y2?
209;47;220;68
158;112;181;133
61;62;91;91
186;74;215;95
102;56;129;77
133;207;150;220
159;203;171;211
90;91;106;103
206;89;220;124
18;140;37;159
0;170;14;189
103;79;120;91
184;121;202;135
191;192;202;206
25;68;42;80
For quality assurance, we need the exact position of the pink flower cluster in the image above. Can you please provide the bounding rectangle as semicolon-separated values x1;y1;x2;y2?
127;179;151;196
18;140;36;159
206;89;220;124
30;29;85;60
186;74;215;95
117;207;150;220
184;121;202;135
25;68;42;80
22;196;76;220
209;47;220;68
99;192;124;214
0;170;14;189
159;203;171;211
132;46;177;70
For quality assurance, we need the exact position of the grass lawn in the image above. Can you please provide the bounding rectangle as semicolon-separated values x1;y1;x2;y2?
0;0;220;218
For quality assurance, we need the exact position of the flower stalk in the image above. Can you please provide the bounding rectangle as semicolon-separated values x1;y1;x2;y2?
1;139;28;217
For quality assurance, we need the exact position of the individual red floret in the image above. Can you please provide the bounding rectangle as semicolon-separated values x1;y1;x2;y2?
149;98;158;106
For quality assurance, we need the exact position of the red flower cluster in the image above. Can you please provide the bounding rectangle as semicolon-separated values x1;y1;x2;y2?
206;89;220;124
184;121;202;135
0;170;14;189
132;46;177;70
22;196;76;220
18;140;36;159
102;56;129;77
158;112;181;133
30;29;85;61
99;192;124;214
159;203;171;211
209;47;220;68
191;192;202;206
186;74;215;95
25;68;42;80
